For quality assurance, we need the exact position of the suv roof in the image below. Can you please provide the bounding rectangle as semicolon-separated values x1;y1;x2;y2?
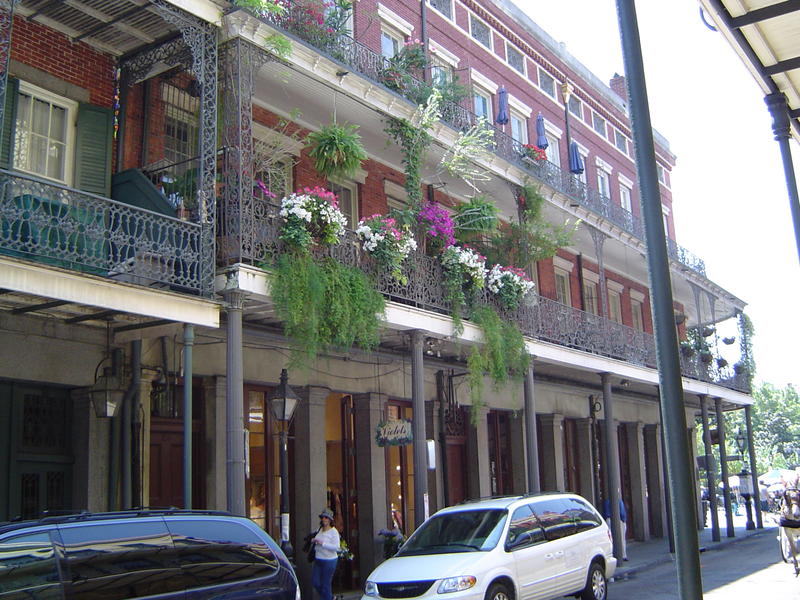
440;492;581;513
0;508;234;536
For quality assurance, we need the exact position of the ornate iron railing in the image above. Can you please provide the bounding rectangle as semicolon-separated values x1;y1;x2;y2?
252;201;748;393
244;5;707;278
0;170;205;294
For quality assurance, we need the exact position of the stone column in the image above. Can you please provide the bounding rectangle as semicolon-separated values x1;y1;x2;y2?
466;406;491;499
70;391;110;512
575;417;595;502
354;392;389;574
644;424;666;538
602;372;623;561
225;290;246;516
623;421;649;540
426;398;440;513
136;375;154;509
523;363;540;493
715;397;735;537
538;414;565;491
293;385;329;598
410;330;428;525
204;375;227;511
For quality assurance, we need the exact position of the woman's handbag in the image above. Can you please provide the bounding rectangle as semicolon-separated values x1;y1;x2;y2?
306;544;316;563
303;531;317;563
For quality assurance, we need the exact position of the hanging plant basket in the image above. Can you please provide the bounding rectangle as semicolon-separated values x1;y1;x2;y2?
699;351;713;364
306;122;368;179
680;343;696;358
674;313;686;325
716;358;728;369
734;362;746;375
722;336;736;345
701;326;715;338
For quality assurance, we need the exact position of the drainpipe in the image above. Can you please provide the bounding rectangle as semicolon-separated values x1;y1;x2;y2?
420;0;428;82
116;69;129;172
183;324;194;509
576;253;586;311
122;339;141;509
523;362;539;493
436;370;450;508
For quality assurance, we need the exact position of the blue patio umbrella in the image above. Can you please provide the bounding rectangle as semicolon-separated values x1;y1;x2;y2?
568;140;584;175
535;112;548;149
496;86;509;126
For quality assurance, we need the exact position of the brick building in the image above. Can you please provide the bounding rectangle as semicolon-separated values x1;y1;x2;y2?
0;0;753;594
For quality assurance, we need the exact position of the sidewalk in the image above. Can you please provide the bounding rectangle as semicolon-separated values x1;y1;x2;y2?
613;509;779;581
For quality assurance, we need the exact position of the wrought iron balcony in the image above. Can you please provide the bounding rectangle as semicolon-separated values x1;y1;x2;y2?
0;170;207;295
243;199;749;393
245;5;706;278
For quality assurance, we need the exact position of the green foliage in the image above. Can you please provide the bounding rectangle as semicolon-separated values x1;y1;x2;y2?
438;118;494;194
271;253;385;367
466;306;529;424
265;33;292;59
306;122;368;179
737;311;756;381
453;195;497;244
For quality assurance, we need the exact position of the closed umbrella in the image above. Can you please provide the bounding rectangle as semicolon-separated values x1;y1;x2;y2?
535;112;548;149
568;140;584;174
495;86;509;126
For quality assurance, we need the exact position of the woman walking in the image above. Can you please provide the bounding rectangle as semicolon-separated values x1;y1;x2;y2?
311;508;340;600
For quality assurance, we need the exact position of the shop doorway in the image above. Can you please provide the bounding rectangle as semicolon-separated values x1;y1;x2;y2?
488;410;513;496
243;385;279;539
385;401;415;533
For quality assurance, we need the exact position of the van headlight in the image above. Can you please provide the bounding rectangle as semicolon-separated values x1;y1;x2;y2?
437;576;477;594
364;581;379;597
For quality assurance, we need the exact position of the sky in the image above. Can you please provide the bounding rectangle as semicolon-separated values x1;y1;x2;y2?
517;0;800;389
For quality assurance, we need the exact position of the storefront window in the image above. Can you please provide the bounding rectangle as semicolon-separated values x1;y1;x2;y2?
386;403;415;532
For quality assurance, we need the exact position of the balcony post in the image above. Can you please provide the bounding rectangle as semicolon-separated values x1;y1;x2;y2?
745;405;762;529
183;324;194;509
224;289;246;516
601;372;623;560
410;329;428;527
587;226;609;318
714;397;735;537
523;362;540;493
699;395;720;541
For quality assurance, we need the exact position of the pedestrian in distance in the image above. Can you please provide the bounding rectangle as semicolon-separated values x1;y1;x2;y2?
603;496;629;561
311;508;340;600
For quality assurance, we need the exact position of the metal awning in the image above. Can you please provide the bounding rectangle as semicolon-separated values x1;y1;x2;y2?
699;0;800;143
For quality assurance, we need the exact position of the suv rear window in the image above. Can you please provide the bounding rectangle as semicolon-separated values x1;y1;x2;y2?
0;531;61;599
396;509;507;556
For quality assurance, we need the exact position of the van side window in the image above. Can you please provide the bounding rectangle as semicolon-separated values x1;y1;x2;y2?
0;531;61;599
567;497;602;533
506;504;545;549
531;499;577;541
59;521;183;599
166;518;280;588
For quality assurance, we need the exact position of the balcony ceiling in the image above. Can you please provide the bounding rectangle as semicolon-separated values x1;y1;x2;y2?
699;0;800;142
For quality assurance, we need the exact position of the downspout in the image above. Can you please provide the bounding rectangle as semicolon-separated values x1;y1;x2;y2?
122;339;141;509
576;253;586;311
420;0;429;82
436;370;450;508
116;68;129;172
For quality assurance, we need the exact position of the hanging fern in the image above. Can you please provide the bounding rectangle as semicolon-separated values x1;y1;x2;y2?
306;122;368;179
271;253;385;366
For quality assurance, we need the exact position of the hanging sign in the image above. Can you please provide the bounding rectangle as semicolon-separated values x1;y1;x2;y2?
376;419;413;447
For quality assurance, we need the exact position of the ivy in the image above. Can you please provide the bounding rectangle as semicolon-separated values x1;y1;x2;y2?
737;311;756;382
271;253;385;367
466;306;529;424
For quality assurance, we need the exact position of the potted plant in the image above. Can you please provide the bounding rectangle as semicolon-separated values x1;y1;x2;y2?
356;213;417;284
701;326;715;338
699;351;713;364
440;244;487;333
679;341;696;357
306;122;367;179
486;264;535;311
733;362;746;375
716;357;728;369
416;201;456;255
278;186;348;252
521;143;547;163
722;336;736;345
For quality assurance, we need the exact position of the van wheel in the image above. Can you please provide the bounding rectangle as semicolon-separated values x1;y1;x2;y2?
485;582;511;600
780;528;791;563
579;562;606;600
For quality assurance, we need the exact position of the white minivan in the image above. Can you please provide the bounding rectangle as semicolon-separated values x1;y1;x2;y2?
363;493;615;600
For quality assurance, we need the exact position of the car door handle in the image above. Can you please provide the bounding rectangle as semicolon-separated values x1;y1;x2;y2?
554;551;564;557
544;553;553;560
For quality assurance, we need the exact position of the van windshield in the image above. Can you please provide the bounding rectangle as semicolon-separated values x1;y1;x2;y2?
395;509;507;556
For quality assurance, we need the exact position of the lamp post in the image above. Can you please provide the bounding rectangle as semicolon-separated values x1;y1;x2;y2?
734;427;755;530
269;369;300;559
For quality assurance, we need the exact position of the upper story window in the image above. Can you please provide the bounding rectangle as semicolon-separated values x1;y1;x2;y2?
474;88;493;122
568;95;582;119
592;112;606;137
657;163;669;187
619;183;632;212
431;56;453;86
381;29;402;59
506;44;525;75
329;179;358;230
554;268;571;306
614;130;628;154
597;169;610;199
538;68;556;98
14;82;77;185
545;134;560;167
608;289;622;323
582;280;599;315
470;13;492;49
428;0;453;20
510;112;527;144
631;297;644;331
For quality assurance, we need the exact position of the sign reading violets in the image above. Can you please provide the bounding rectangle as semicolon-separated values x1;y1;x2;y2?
376;419;413;447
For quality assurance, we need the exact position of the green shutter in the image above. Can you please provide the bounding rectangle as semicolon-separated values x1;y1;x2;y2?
74;103;113;195
0;77;18;169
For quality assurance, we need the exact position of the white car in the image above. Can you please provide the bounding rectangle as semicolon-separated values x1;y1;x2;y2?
363;493;616;600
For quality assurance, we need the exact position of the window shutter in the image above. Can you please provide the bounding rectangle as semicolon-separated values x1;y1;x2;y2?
74;103;113;195
0;77;18;169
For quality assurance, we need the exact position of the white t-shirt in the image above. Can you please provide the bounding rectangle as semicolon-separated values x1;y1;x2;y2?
313;526;340;560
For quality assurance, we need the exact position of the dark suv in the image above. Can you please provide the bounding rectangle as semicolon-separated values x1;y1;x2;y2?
0;509;299;600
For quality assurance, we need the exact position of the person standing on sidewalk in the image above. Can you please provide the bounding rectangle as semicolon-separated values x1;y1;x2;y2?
603;497;629;561
311;508;340;600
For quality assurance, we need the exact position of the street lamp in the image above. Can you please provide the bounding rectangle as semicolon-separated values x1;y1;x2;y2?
269;368;300;559
734;427;756;530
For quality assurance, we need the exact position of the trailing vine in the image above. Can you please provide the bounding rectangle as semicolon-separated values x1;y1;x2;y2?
737;311;756;382
271;253;385;367
466;305;529;424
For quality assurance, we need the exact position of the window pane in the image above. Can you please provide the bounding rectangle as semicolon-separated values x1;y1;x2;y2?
47;142;66;180
615;130;627;153
631;299;644;331
30;135;48;171
398;509;508;554
620;185;632;212
32;98;50;136
381;31;398;58
583;282;598;315
329;182;356;229
555;270;570;305
507;505;545;548
545;136;559;166
474;93;490;121
429;0;451;19
568;96;582;118
592;113;606;136
609;291;622;323
0;532;61;599
50;105;67;143
538;69;555;97
507;45;525;73
597;170;610;198
531;499;577;541
510;114;526;144
470;15;491;48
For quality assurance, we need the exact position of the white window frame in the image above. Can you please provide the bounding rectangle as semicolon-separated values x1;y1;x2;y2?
555;268;571;306
583;280;599;315
378;4;414;38
592;112;606;137
506;42;526;75
568;95;582;120
614;129;628;154
427;0;453;20
630;290;645;332
328;177;359;230
542;120;562;168
661;204;671;238
596;157;612;200
469;12;492;50
473;87;492;122
538;68;556;98
607;280;624;323
510;111;528;145
385;179;408;212
13;81;78;186
380;28;403;59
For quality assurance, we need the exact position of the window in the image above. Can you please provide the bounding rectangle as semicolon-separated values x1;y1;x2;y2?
13;82;76;184
431;56;453;86
592;112;606;136
506;44;525;74
568;95;582;119
428;0;452;19
631;298;644;331
597;168;610;199
545;135;559;167
506;504;545;549
538;68;556;98
510;112;527;144
329;180;358;229
470;14;492;49
474;89;492;122
614;130;628;154
254;158;291;203
608;289;622;323
582;280;598;315
662;205;670;238
381;29;402;59
619;183;632;212
555;268;571;305
0;532;61;598
657;163;668;186
530;498;577;541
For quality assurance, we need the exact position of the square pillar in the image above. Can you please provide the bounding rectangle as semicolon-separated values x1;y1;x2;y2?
575;418;595;503
466;406;491;499
293;385;330;599
70;392;110;512
509;412;528;495
204;375;227;510
353;392;389;574
644;424;666;538
623;421;650;540
539;414;565;491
